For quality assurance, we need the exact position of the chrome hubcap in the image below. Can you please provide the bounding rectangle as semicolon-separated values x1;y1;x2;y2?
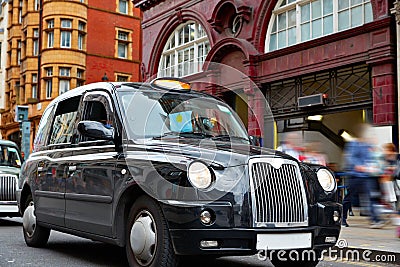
130;210;157;266
23;201;36;238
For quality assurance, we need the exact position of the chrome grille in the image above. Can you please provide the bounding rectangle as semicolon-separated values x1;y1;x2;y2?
249;158;308;227
0;175;17;201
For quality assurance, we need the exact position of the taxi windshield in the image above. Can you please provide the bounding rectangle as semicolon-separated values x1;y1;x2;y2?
0;145;21;168
117;90;250;144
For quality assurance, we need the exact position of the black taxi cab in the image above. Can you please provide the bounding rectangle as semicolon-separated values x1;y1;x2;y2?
0;139;22;217
16;78;341;267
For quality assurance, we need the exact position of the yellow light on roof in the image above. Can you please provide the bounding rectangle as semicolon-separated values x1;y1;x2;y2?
151;78;191;91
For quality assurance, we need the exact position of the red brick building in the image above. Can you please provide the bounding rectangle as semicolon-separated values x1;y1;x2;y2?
134;0;397;163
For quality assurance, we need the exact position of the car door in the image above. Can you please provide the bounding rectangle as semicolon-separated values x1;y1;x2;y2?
65;91;117;237
34;96;81;227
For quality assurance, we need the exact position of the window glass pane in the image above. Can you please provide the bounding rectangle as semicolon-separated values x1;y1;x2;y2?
280;0;287;6
351;0;363;5
272;17;277;33
311;0;321;19
301;4;310;23
277;31;286;49
47;32;53;48
364;3;373;23
59;80;70;94
288;28;296;46
34;105;54;150
278;12;286;30
50;111;77;144
119;0;127;13
312;18;322;38
338;0;349;10
61;31;71;47
323;0;333;14
118;43;127;58
323;15;333;34
61;20;72;28
288;9;296;27
351;6;363;27
269;33;277;51
338;10;350;31
301;23;310;41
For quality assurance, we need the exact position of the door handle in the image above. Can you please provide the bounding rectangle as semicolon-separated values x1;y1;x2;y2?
68;166;77;172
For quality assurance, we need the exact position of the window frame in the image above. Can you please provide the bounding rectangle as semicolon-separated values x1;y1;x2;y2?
158;21;210;78
78;91;115;144
119;0;128;14
48;96;81;146
265;0;373;52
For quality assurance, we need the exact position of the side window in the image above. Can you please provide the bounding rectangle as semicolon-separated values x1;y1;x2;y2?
49;96;81;145
33;105;54;151
80;92;114;142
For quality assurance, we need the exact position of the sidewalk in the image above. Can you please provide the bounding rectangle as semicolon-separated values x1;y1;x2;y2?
338;210;400;264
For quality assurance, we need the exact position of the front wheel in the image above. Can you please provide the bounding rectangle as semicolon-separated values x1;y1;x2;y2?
22;194;50;247
125;196;179;267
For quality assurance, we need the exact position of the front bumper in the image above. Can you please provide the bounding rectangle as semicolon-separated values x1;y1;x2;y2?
0;201;20;217
161;200;341;255
170;226;340;255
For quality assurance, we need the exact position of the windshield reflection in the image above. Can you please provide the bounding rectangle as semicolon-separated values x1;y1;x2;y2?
118;90;250;144
0;145;21;168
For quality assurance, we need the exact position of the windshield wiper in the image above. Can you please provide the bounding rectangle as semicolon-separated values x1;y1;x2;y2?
152;132;180;140
178;132;214;138
211;135;250;143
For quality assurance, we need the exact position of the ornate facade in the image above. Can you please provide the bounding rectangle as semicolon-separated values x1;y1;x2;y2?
134;0;397;157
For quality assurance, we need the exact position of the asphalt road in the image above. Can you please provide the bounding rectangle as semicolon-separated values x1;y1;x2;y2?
0;218;398;267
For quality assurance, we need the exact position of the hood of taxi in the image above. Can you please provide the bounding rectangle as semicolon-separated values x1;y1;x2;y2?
126;138;295;168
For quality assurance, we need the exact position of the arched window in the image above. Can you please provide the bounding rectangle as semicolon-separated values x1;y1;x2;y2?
158;21;210;77
266;0;373;52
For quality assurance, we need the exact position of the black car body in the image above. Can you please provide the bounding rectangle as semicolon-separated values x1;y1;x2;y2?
0;140;22;217
16;79;341;267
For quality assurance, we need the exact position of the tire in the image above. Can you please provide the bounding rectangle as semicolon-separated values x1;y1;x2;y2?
125;195;179;267
22;194;50;247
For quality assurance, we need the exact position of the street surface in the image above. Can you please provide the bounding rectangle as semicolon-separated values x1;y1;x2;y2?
0;218;398;267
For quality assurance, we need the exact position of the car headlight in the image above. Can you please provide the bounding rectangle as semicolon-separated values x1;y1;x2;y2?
316;168;336;192
188;161;213;190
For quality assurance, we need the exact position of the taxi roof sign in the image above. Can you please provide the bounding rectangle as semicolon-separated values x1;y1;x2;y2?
150;77;191;91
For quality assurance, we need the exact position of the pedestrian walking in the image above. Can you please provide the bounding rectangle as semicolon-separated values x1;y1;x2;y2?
380;143;398;211
277;132;304;160
341;123;384;228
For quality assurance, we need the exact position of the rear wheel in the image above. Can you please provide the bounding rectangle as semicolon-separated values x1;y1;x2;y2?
125;196;179;267
22;194;50;247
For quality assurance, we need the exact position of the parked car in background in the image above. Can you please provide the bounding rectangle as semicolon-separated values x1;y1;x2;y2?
16;78;341;267
0;140;22;217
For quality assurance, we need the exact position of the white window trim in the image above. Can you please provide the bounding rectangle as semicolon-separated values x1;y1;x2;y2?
60;31;72;48
265;0;373;52
158;21;210;78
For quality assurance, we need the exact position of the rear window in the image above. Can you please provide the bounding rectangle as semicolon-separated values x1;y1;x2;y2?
48;96;81;145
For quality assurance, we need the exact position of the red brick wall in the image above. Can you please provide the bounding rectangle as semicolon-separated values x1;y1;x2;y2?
86;3;142;83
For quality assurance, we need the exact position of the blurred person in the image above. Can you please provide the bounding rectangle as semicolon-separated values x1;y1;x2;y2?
277;132;304;160
380;143;397;211
341;123;384;228
302;141;327;166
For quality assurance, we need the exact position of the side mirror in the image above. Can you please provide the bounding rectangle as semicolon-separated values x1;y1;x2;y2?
78;120;114;141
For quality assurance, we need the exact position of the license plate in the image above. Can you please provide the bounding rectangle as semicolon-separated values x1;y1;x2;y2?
256;233;312;250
